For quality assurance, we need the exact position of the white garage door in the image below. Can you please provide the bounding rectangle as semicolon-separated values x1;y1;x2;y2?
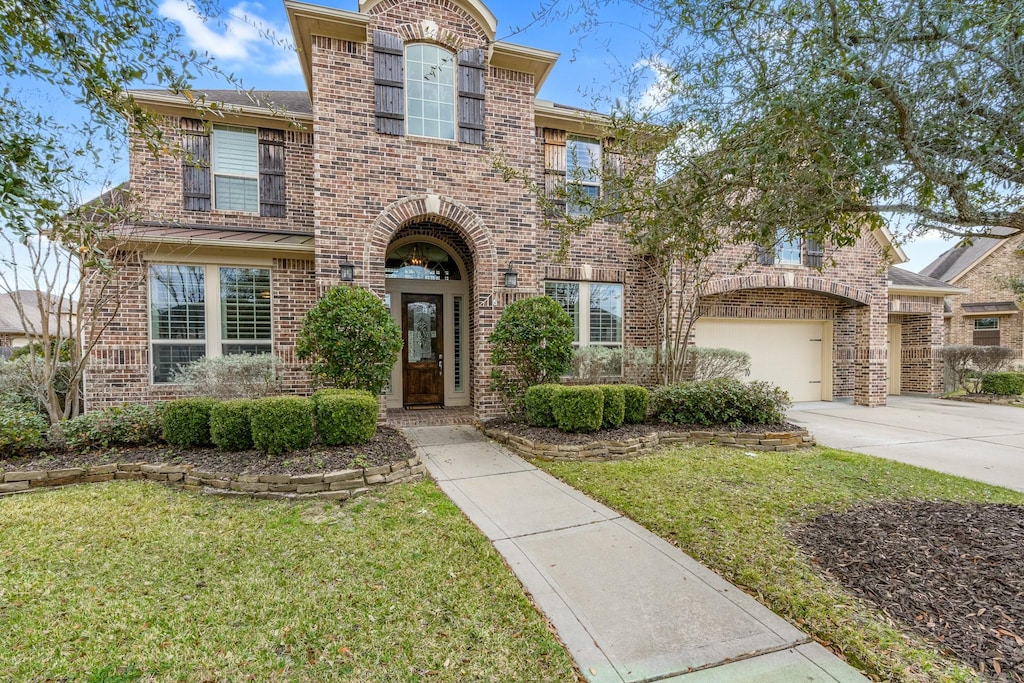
693;319;831;402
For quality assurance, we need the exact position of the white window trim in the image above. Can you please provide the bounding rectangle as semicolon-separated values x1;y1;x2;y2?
149;263;273;384
404;43;458;142
567;136;602;215
546;279;624;346
211;125;260;214
974;317;1000;330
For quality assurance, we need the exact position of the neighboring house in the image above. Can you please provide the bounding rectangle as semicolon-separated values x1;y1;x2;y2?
920;228;1024;357
83;0;952;417
0;290;77;358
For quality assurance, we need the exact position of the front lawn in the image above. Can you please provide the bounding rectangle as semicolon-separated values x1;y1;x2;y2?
0;481;576;682
536;445;1024;682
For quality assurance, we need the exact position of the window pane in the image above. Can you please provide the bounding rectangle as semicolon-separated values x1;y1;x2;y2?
406;44;455;140
221;267;272;342
545;282;581;343
223;343;272;356
589;284;623;344
454;296;463;392
151;265;205;340
974;318;999;330
776;231;802;264
153;344;206;383
215;176;259;213
213;126;258;176
567;137;601;180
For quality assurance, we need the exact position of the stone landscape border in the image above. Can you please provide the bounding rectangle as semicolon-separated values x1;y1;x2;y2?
479;425;815;461
0;455;426;501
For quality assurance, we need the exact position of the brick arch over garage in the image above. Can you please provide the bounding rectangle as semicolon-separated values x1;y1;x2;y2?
702;274;871;306
365;194;497;283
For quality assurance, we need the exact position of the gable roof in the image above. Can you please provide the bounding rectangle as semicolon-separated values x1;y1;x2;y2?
918;227;1016;283
0;290;75;336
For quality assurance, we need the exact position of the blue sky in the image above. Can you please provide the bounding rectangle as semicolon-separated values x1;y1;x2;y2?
15;0;958;273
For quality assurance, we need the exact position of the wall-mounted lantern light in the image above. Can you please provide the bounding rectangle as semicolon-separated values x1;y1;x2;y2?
339;257;355;282
503;261;518;289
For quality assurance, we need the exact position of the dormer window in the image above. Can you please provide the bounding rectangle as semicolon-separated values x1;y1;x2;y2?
406;44;456;140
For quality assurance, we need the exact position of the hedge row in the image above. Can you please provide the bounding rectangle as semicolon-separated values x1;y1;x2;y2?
650;378;791;426
980;372;1024;396
524;384;649;433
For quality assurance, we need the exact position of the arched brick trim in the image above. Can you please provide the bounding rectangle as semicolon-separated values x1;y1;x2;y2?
366;194;496;280
701;274;871;306
396;23;464;52
366;0;493;42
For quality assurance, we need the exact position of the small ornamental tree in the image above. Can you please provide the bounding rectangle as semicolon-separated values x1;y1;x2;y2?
489;296;574;417
296;286;403;395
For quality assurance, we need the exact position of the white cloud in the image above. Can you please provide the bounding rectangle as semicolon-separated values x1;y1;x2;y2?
635;57;673;113
159;0;301;76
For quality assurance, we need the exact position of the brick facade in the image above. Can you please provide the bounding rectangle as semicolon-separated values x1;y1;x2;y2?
83;0;943;415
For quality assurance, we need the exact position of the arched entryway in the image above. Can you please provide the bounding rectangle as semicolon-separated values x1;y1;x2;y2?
383;223;473;410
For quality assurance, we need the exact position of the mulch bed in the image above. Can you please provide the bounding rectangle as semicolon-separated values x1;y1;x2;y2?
1;427;415;476
485;418;805;446
791;500;1024;680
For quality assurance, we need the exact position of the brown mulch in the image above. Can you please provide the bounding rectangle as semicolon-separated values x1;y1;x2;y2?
0;427;414;476
791;500;1024;680
485;418;805;445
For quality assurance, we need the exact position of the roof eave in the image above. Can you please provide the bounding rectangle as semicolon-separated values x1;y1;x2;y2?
534;100;610;135
490;42;559;95
888;284;967;296
285;0;370;96
130;91;313;128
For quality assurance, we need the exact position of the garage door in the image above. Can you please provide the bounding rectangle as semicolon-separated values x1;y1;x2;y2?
693;319;831;402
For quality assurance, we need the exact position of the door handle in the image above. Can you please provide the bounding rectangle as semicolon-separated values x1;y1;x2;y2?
438;358;443;371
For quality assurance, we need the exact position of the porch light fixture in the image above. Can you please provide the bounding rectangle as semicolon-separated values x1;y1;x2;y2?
339;257;355;282
503;261;518;289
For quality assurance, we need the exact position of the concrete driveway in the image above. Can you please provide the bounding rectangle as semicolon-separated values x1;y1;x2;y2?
788;396;1024;492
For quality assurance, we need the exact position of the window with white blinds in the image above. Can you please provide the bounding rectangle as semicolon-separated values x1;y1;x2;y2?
212;126;259;212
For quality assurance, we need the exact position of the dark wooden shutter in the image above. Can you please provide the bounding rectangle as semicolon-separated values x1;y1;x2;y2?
181;119;211;212
457;48;486;145
258;128;286;217
373;31;404;136
543;128;567;216
803;238;824;268
604;144;625;223
756;245;775;265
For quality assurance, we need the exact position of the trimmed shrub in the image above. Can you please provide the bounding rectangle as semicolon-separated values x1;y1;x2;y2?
0;402;48;454
570;346;623;382
651;378;790;426
551;385;604;433
489;296;575;417
689;347;751;380
209;400;255;451
172;353;282;399
981;372;1024;396
596;385;625;429
161;398;217;448
297;286;403;394
62;403;164;451
250;396;314;455
524;384;562;428
942;345;1017;393
621;385;649;424
313;389;378;446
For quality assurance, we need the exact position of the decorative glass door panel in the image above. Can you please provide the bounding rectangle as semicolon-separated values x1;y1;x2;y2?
402;294;443;406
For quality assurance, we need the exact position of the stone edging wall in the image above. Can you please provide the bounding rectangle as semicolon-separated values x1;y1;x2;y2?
945;394;1024;406
479;426;815;462
0;456;426;501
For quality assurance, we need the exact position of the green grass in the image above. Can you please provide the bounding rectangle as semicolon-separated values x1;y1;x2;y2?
0;481;576;682
537;445;1024;682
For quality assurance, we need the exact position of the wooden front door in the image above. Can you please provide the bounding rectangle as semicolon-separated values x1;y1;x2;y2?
402;294;444;407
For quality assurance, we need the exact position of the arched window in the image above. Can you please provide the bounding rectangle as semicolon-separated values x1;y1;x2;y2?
386;242;462;280
406;44;456;140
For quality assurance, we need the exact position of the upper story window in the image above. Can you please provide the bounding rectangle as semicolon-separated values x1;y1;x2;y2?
212;126;259;213
567;136;602;215
406;44;456;140
776;234;802;265
756;229;824;268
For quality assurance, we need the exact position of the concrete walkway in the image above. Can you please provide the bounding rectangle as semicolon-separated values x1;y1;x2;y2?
789;396;1024;492
404;425;866;683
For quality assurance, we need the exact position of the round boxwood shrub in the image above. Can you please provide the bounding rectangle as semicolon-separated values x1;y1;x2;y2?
596;385;625;429
296;286;403;395
981;371;1024;396
651;378;790;426
209;399;255;451
551;385;604;433
621;385;649;424
524;384;563;428
250;396;314;455
313;388;378;446
63;403;164;450
489;296;575;417
162;398;217;448
0;402;48;454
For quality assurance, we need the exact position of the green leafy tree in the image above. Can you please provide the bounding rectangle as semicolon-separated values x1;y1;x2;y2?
489;296;575;417
576;0;1024;243
296;286;403;394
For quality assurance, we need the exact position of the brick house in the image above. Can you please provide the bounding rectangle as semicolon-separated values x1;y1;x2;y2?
83;0;953;417
920;229;1024;357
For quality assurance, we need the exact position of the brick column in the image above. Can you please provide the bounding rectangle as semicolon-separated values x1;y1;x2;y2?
854;297;888;406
